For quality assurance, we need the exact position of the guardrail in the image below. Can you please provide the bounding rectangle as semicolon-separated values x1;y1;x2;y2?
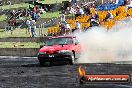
0;48;39;56
0;37;50;42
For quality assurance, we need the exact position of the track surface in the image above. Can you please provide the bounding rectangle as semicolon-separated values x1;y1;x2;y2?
0;56;132;88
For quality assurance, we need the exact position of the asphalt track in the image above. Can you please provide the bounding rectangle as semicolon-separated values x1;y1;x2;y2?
0;56;132;88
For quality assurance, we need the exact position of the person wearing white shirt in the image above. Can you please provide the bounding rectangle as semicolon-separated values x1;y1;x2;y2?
26;19;31;36
79;8;84;15
65;23;71;34
75;20;81;32
30;20;37;37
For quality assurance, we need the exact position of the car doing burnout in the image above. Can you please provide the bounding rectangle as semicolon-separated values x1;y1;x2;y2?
37;36;81;66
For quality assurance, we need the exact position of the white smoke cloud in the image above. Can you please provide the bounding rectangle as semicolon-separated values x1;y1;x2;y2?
74;18;132;63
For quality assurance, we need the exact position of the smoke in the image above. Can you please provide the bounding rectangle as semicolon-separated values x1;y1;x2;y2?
74;19;132;63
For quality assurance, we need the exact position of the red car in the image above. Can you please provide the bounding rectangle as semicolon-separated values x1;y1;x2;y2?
37;36;81;66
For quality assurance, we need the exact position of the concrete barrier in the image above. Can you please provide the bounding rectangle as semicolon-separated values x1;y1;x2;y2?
0;48;40;57
0;37;51;42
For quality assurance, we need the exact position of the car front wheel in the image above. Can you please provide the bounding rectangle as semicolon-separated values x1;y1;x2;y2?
69;54;75;65
39;60;51;66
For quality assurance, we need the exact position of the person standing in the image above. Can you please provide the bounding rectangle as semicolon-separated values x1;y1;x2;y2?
30;20;37;37
26;19;31;36
75;20;81;32
65;23;71;35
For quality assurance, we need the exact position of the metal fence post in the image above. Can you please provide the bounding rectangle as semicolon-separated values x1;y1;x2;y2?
41;24;43;36
38;25;40;36
43;23;45;36
11;26;13;35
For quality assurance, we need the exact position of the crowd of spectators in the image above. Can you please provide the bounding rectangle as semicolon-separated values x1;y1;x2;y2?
58;0;132;36
58;0;100;35
5;0;132;37
7;5;45;37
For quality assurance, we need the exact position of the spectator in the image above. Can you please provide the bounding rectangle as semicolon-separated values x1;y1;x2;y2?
31;12;40;21
126;0;132;10
65;23;71;35
59;21;67;35
75;6;81;20
10;10;16;17
31;12;36;21
38;6;46;14
61;14;66;22
103;11;113;21
94;11;99;20
26;19;31;36
88;13;99;27
84;5;91;15
65;7;71;14
36;12;40;20
70;6;76;19
75;20;81;32
124;14;132;22
71;0;77;6
30;20;37;37
79;7;84;15
34;5;37;13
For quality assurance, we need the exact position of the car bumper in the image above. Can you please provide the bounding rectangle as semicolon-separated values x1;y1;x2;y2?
38;53;72;62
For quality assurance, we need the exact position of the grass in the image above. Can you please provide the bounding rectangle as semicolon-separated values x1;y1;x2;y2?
0;42;41;48
0;28;48;38
0;11;61;22
37;0;70;4
0;15;7;21
0;3;30;10
0;28;47;48
0;0;71;21
40;11;61;18
0;0;70;10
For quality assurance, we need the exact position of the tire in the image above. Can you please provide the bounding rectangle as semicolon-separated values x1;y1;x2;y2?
79;77;85;84
39;60;51;66
39;61;44;66
40;62;43;66
79;79;84;84
69;54;75;65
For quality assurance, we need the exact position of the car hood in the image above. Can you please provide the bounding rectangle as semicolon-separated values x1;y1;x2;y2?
39;44;74;53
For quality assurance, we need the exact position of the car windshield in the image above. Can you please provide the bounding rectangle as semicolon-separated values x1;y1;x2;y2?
45;37;73;46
